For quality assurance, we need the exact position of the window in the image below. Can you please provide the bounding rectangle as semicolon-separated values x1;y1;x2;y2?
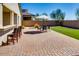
3;6;10;26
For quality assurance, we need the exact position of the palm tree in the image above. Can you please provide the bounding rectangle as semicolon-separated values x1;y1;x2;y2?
50;9;65;25
76;8;79;20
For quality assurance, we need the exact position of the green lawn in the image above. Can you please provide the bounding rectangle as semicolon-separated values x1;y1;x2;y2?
51;26;79;40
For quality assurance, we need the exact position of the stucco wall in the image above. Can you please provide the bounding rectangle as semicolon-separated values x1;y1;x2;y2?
0;4;3;28
0;3;21;45
3;3;21;16
3;3;21;26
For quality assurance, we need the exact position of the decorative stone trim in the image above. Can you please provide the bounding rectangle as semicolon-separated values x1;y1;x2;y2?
0;26;15;36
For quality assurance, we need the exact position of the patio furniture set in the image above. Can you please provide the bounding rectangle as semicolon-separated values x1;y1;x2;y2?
36;25;50;32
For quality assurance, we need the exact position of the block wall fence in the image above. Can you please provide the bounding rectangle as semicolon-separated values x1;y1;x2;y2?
22;20;57;27
22;20;79;28
62;20;79;28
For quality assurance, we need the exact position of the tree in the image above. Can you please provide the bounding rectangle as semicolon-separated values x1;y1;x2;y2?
36;13;40;16
50;9;65;25
50;9;65;20
76;8;79;20
34;13;40;21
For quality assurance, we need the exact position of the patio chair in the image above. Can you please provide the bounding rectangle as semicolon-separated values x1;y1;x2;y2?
7;28;18;45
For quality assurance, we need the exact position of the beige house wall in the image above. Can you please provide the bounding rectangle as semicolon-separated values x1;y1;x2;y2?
0;4;3;28
0;3;21;45
3;3;21;16
3;3;21;26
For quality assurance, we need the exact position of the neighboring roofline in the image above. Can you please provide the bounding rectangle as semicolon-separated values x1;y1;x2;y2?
22;14;35;16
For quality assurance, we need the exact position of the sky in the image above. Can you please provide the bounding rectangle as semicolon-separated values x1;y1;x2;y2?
21;3;79;20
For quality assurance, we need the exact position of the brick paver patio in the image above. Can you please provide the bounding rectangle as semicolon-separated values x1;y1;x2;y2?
0;27;79;56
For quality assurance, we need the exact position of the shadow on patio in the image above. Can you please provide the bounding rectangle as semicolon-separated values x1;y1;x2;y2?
24;30;47;34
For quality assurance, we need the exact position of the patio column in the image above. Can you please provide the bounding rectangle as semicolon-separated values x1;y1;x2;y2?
0;4;3;28
18;16;21;26
17;15;21;27
17;16;19;27
10;11;14;25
